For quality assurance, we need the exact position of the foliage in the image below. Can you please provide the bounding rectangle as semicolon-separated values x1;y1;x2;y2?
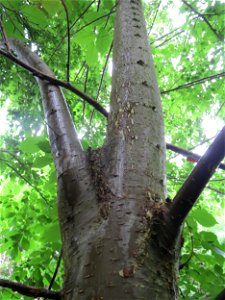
0;0;224;299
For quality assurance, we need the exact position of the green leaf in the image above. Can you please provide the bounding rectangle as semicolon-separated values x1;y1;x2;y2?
21;237;30;250
192;208;218;227
33;155;53;168
19;136;42;154
86;43;98;66
96;30;111;54
21;5;49;28
37;140;51;153
42;222;61;243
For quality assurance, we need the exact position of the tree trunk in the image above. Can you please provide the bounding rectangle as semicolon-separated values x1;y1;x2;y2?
5;0;182;299
59;1;180;299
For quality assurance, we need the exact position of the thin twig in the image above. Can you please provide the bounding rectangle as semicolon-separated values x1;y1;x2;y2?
161;72;225;95
74;61;86;81
216;99;225;116
97;0;101;12
47;0;102;63
60;0;71;83
151;26;183;44
182;0;222;41
0;148;25;168
48;250;63;291
148;0;161;35
82;65;89;122
169;135;216;161
73;8;116;36
90;42;113;124
179;222;194;270
155;29;185;48
2;160;50;205
168;175;225;195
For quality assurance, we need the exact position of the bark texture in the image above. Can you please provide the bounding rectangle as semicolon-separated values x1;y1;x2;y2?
5;1;181;299
58;1;179;299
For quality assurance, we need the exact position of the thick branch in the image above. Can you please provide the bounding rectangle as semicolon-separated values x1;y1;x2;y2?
0;279;61;299
168;126;225;227
0;47;108;117
2;39;84;176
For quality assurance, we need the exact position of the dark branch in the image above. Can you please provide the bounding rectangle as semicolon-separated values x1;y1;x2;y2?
161;72;225;95
0;48;108;117
182;0;222;41
148;0;161;35
166;142;225;171
168;175;225;196
97;0;101;11
155;29;184;48
82;65;89;122
48;3;114;63
179;223;194;270
48;250;63;291
1;44;224;119
74;7;116;36
90;42;113;124
216;288;225;300
168;126;225;227
0;279;61;299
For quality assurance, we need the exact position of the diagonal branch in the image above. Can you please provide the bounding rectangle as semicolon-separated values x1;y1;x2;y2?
48;0;95;63
161;72;225;94
166;142;225;171
1;42;223;118
0;279;61;299
168;126;225;227
168;175;225;196
2;159;50;205
0;46;108;117
90;42;113;124
182;0;222;41
48;250;63;291
148;0;161;35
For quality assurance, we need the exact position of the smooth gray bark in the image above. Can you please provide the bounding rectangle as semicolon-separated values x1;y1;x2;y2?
4;1;180;299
